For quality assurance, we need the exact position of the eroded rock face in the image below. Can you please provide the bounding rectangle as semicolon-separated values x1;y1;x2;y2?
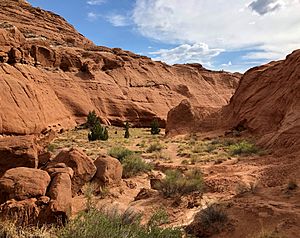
169;50;300;155
0;167;51;204
0;0;240;135
0;135;38;175
93;155;123;187
220;50;300;155
49;148;96;196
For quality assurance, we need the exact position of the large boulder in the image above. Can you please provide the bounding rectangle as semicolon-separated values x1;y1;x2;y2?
93;155;122;187
0;136;39;175
46;172;72;224
49;148;96;196
0;167;51;204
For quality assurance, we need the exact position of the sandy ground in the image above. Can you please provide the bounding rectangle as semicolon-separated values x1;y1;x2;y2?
52;127;300;238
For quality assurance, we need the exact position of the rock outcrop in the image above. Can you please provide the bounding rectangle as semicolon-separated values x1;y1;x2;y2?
93;155;123;187
0;167;50;204
167;50;300;155
219;50;300;155
0;0;240;135
48;148;97;196
0;135;38;175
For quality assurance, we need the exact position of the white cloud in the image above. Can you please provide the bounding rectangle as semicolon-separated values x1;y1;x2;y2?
149;43;223;67
106;14;129;27
87;12;99;21
87;0;106;5
132;0;300;63
221;61;232;67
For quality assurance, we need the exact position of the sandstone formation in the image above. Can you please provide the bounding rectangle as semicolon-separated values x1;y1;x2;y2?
46;172;72;224
220;50;300;155
0;0;240;135
49;148;97;196
93;155;123;187
0;135;38;175
167;50;300;155
0;167;50;204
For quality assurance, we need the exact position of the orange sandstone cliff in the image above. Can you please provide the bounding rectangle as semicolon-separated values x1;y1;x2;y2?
0;0;240;135
167;50;300;155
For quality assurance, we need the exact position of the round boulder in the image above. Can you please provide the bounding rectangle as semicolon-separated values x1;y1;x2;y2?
0;167;51;204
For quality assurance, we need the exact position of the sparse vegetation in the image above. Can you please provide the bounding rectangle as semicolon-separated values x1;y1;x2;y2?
122;154;153;178
59;207;181;238
150;119;161;135
0;221;55;238
157;169;203;197
229;140;258;156
108;146;134;162
146;142;163;153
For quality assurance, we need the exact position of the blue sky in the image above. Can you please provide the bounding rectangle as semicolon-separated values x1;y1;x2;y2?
27;0;300;72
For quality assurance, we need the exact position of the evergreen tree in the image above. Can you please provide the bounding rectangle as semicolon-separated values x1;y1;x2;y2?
86;110;99;129
150;119;161;135
88;121;109;141
124;121;130;139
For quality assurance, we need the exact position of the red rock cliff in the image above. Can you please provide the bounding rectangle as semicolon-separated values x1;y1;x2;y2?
0;0;240;135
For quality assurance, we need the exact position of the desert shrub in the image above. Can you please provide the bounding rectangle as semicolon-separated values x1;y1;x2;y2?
122;154;153;178
150;119;161;135
146;142;163;153
88;121;108;141
0;221;55;238
205;144;217;153
157;169;203;197
186;204;228;237
147;208;169;227
108;146;133;162
59;207;181;238
229;141;258;156
124;121;130;139
86;110;99;129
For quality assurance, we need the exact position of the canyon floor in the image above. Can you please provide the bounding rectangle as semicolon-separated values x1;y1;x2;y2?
43;126;300;238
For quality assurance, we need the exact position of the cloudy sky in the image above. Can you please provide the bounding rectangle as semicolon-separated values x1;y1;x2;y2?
28;0;300;72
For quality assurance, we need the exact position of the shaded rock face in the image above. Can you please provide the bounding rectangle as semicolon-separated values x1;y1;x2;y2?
168;50;300;155
165;99;216;136
49;148;97;196
93;155;123;187
220;50;300;155
0;167;50;204
0;0;240;135
0;135;38;175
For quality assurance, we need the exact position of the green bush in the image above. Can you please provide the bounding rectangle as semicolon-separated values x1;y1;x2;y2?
86;110;99;129
88;121;108;141
150;119;161;135
229;141;258;156
146;142;163;153
122;154;153;178
108;146;134;162
59;208;181;238
157;169;203;197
